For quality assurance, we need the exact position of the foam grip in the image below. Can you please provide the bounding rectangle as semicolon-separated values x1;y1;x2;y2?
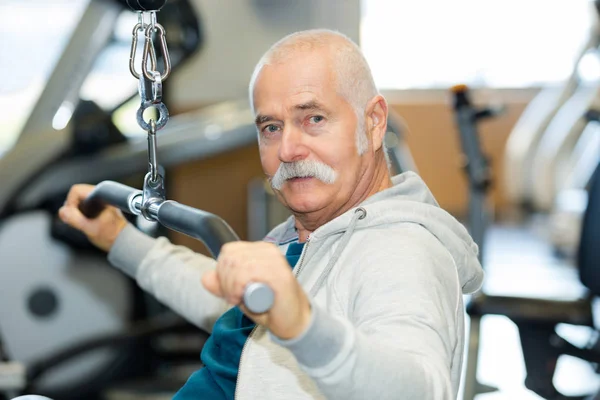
126;0;167;11
78;181;141;219
79;198;105;219
243;283;274;314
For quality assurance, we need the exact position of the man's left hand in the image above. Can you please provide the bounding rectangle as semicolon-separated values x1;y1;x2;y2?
202;241;311;340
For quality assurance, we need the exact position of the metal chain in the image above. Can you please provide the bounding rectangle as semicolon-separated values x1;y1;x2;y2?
129;10;172;219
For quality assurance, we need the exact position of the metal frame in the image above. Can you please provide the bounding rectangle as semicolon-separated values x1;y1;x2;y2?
451;87;497;400
502;7;600;207
0;0;121;216
1;102;257;215
17;0;122;142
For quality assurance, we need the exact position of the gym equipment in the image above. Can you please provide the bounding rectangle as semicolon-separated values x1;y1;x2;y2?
0;1;206;398
450;84;497;261
451;86;600;400
502;2;600;258
567;110;600;193
503;0;600;209
385;112;419;176
15;0;122;143
466;163;600;400
79;20;275;310
124;0;168;11
548;111;600;257
530;76;600;212
81;181;275;315
450;84;500;399
96;1;275;315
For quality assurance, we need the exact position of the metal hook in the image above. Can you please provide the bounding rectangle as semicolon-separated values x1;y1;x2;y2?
148;119;158;183
151;71;162;103
150;11;157;30
138;70;162;104
129;22;157;79
141;118;165;221
142;23;171;81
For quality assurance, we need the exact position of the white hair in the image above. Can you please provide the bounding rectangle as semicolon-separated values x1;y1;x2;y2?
249;29;386;159
271;159;337;190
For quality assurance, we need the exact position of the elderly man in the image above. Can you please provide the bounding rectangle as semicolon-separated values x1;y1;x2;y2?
59;29;483;400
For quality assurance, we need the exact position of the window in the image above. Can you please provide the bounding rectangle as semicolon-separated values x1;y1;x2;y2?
0;0;89;153
361;0;597;89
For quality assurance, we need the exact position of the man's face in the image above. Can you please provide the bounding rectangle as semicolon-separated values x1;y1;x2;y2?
252;51;367;215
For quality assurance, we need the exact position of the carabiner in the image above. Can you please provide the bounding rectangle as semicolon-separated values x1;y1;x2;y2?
151;71;162;103
138;70;162;104
142;23;171;81
129;22;157;79
147;119;159;183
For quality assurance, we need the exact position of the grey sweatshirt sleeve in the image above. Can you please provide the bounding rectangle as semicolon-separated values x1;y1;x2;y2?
108;224;156;278
108;223;229;332
272;226;461;400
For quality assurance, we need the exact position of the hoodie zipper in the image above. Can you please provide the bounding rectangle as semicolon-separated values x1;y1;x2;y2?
293;237;311;278
234;237;311;400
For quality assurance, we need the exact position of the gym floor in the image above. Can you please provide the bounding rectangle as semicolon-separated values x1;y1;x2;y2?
463;224;600;399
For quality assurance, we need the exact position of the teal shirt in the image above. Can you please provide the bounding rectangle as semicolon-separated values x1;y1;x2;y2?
173;241;305;399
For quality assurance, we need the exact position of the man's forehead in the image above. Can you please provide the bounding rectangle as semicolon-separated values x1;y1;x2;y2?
252;56;338;116
255;53;333;90
254;93;329;119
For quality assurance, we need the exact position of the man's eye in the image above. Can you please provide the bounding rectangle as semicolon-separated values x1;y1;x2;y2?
309;115;324;124
263;125;280;134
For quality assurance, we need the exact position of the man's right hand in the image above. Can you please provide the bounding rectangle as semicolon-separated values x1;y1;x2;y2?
59;184;128;253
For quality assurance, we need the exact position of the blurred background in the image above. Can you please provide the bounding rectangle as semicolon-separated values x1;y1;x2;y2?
0;0;598;399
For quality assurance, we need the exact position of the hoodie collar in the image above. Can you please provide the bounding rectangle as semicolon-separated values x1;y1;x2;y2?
263;172;483;294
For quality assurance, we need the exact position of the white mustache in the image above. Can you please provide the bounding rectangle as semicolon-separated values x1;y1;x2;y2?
270;160;337;190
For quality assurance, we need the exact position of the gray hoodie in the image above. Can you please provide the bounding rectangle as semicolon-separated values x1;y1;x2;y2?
108;172;484;399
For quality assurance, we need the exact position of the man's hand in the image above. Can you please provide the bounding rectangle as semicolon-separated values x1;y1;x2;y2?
58;184;128;252
202;242;312;340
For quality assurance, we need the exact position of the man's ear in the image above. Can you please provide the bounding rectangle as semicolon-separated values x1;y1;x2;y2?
365;95;388;151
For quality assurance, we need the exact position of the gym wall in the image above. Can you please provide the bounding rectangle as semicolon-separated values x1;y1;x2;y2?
169;0;360;108
388;89;537;216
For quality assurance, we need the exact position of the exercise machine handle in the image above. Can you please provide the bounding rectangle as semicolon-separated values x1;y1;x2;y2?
156;201;239;257
79;181;140;219
79;181;275;314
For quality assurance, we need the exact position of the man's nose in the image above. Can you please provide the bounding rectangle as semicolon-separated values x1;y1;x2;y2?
278;125;309;163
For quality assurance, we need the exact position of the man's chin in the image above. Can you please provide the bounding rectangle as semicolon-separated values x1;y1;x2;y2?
286;201;324;214
280;187;327;214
